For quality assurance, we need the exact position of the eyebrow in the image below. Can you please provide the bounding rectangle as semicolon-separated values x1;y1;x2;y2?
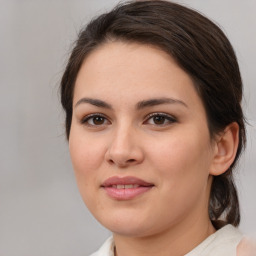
136;97;188;109
74;97;188;109
75;98;112;109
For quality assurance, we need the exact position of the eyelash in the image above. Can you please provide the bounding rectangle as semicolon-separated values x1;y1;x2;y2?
144;112;177;126
81;113;110;127
80;112;177;127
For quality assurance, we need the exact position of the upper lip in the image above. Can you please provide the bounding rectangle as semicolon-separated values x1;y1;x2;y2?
101;176;154;187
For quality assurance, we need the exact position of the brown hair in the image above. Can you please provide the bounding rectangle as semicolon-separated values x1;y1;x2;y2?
60;0;246;228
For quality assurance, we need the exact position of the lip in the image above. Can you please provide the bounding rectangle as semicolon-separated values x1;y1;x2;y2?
101;176;154;200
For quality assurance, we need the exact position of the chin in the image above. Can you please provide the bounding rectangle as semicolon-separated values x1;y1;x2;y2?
108;224;154;238
95;211;160;238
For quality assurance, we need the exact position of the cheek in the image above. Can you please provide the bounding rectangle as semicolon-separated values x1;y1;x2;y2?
146;131;212;222
68;133;107;212
147;128;212;189
68;129;107;191
69;127;104;167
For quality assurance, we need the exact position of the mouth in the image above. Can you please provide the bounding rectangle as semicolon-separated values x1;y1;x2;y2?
101;176;154;200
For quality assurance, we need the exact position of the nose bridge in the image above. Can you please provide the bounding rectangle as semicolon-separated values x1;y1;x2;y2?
113;121;133;149
105;120;143;167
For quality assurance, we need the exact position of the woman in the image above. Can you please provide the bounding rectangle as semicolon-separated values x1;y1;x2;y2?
60;1;248;255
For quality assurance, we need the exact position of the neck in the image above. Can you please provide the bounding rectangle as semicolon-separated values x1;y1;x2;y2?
113;212;215;256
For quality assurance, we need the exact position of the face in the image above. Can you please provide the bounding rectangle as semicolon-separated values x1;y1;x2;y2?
69;41;216;237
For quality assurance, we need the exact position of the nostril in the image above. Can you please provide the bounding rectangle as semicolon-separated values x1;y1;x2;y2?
127;159;136;163
107;158;136;167
109;159;114;164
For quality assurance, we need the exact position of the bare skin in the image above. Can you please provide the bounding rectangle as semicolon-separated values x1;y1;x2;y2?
237;237;256;256
69;41;239;256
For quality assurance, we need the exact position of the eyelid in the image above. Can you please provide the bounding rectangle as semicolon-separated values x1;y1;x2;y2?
79;112;176;127
81;113;111;126
144;112;177;125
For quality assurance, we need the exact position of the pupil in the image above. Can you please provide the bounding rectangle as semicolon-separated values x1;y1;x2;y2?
93;116;104;125
154;116;165;124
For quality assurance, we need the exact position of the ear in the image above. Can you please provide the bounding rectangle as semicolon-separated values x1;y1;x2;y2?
209;122;239;176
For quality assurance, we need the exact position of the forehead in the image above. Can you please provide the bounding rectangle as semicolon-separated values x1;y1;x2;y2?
74;41;203;110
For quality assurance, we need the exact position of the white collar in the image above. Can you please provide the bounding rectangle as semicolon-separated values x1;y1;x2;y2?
91;225;242;256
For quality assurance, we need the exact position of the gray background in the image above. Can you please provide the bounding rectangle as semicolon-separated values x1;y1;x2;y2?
0;0;255;255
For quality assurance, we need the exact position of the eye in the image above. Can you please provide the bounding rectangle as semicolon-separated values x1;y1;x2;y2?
144;113;176;126
81;114;110;127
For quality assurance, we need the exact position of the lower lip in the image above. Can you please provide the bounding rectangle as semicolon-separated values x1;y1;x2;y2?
102;186;153;200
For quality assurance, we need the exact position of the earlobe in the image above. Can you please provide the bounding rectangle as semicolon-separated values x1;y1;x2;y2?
210;122;239;176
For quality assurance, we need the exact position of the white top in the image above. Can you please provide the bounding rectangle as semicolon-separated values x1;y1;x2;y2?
90;224;242;256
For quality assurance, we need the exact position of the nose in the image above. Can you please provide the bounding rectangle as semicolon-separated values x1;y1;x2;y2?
105;125;144;168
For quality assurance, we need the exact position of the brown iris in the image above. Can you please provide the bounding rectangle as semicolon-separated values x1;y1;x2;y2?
153;115;166;125
93;116;105;125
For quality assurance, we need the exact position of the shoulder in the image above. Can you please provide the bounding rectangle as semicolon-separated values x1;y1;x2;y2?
237;236;256;256
89;237;114;256
186;224;243;256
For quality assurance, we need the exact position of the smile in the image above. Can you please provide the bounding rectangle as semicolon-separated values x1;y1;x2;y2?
101;176;154;200
111;184;140;189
